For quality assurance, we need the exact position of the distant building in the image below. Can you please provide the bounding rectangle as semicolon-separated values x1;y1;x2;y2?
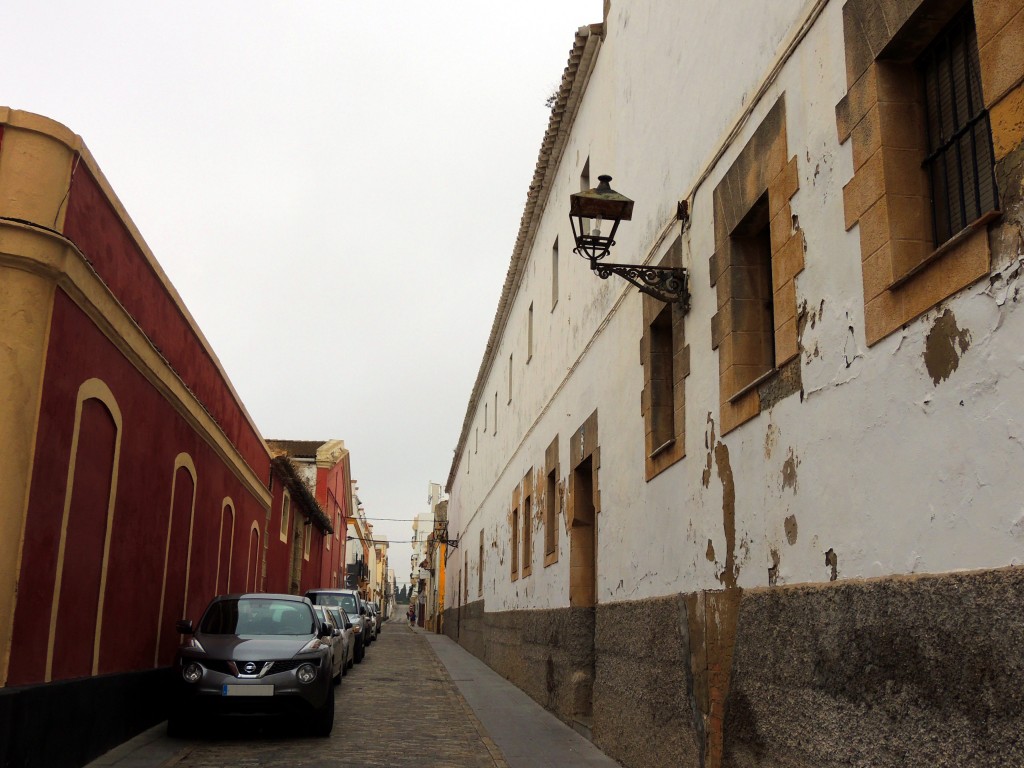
267;440;351;592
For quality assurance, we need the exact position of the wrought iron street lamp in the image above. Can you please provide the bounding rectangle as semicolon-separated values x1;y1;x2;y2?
569;175;690;307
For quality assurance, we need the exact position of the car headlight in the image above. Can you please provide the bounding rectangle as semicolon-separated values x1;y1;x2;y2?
352;625;361;633
182;661;203;683
296;663;317;684
299;637;325;653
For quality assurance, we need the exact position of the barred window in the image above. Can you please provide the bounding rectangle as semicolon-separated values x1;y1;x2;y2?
919;6;998;245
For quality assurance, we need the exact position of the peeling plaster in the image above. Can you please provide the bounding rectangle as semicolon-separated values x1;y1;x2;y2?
824;547;838;581
768;548;781;586
781;447;799;493
706;539;716;562
702;412;715;488
924;309;972;386
764;421;779;460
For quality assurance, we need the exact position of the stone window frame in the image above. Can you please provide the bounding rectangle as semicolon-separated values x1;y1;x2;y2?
836;0;1014;346
543;435;560;568
521;468;534;578
710;96;803;435
640;238;690;480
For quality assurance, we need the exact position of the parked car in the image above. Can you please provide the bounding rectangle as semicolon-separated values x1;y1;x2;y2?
325;607;355;672
305;588;369;663
363;601;377;644
311;605;346;684
169;593;336;737
369;600;383;634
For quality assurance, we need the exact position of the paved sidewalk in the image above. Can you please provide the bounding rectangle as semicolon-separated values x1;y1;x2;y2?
86;620;619;768
420;629;620;768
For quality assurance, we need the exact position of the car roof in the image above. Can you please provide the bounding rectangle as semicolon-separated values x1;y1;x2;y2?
211;593;310;603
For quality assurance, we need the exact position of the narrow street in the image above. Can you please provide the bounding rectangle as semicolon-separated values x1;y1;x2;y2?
88;619;619;768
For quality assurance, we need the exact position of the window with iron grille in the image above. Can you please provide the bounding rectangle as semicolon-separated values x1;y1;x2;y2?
918;6;998;245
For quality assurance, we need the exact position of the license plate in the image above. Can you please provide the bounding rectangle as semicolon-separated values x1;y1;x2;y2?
222;684;274;697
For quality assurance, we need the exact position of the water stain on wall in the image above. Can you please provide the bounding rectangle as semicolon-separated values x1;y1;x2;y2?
784;514;798;545
715;441;738;590
923;309;971;386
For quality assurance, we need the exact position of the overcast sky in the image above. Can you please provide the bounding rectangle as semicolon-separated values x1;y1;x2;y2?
8;1;599;586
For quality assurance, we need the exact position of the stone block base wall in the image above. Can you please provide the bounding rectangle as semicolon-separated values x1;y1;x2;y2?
444;566;1024;768
724;567;1024;767
0;667;171;767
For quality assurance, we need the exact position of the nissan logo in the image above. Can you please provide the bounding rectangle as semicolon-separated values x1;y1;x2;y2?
244;662;257;674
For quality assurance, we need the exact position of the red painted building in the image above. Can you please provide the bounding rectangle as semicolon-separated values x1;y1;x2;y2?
0;109;337;766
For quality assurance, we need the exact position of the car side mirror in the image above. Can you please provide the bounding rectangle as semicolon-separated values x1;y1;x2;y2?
359;607;366;615
318;624;332;638
175;619;194;635
332;627;341;637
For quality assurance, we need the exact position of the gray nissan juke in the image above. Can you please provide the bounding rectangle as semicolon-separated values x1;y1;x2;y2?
169;593;336;737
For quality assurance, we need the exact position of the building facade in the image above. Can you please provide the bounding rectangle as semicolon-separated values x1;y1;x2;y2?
0;109;275;765
0;112;365;766
443;3;1024;767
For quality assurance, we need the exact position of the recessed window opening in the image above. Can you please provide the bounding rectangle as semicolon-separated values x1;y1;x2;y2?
918;6;998;246
545;468;557;557
649;304;675;451
511;504;520;580
528;303;534;363
552;237;560;309
580;159;591;235
522;493;532;575
730;192;775;386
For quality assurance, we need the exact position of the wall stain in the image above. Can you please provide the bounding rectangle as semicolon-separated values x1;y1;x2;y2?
706;539;716;562
784;514;798;545
825;548;838;581
923;309;972;386
714;441;739;589
781;448;799;493
768;548;781;586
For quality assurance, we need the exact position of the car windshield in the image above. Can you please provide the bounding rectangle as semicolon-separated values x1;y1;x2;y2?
315;593;359;613
327;608;346;627
199;598;316;636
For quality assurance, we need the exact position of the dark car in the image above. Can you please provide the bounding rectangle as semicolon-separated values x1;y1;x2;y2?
305;589;369;663
368;600;383;634
169;593;336;737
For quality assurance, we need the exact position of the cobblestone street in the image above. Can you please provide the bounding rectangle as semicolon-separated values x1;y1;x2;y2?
101;621;508;768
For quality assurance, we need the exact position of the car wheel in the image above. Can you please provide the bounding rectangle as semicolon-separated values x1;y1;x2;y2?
355;639;364;663
310;687;335;738
332;666;342;685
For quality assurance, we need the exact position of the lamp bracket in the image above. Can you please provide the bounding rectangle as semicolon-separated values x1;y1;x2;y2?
590;259;690;309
